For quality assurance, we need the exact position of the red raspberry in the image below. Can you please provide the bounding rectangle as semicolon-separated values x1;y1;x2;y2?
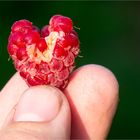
8;15;80;90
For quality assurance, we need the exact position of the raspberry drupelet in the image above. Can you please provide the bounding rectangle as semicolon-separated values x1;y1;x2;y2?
8;15;80;90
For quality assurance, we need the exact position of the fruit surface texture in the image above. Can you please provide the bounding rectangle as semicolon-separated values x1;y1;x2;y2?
8;15;80;89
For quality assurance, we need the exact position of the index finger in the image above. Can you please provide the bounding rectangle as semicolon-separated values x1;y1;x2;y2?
0;72;28;129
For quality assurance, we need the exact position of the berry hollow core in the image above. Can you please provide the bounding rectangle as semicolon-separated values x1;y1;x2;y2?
8;15;80;90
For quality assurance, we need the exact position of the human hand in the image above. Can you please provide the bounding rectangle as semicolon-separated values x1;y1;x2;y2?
0;64;119;139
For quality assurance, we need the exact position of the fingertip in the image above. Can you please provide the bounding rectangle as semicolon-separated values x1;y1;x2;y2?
12;85;71;139
67;64;119;101
65;64;119;139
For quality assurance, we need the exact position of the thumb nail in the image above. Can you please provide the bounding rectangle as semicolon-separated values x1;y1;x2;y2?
14;86;62;122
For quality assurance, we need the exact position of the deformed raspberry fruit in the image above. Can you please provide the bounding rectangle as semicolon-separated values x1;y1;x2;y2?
8;15;80;90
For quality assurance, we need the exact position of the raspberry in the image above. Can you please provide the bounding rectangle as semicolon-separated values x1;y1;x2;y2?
8;15;80;90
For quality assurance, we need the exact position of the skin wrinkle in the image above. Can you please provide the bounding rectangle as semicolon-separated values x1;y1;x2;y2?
0;127;42;140
15;125;45;140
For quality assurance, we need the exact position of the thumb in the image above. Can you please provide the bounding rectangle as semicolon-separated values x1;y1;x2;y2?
0;86;71;140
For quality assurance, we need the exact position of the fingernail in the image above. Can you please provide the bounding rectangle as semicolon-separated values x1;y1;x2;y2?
14;86;62;122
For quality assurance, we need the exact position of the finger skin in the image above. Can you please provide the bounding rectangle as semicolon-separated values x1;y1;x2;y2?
0;86;71;140
0;73;28;129
0;64;119;139
65;64;119;139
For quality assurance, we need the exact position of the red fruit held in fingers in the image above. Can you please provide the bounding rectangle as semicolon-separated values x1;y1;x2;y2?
8;15;80;90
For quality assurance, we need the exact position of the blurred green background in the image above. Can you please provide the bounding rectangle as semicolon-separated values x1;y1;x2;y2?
0;1;140;138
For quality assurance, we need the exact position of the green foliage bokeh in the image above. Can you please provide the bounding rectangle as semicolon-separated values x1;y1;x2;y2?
0;1;140;138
